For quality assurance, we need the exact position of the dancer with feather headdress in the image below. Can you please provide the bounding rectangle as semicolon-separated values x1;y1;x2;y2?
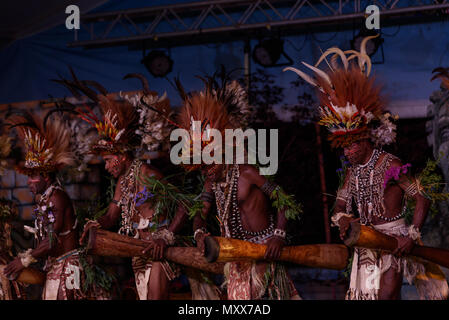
55;70;192;300
285;36;448;300
174;72;302;300
1;111;91;299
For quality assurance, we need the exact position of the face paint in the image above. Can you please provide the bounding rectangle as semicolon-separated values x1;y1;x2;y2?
112;158;120;167
343;140;374;166
27;175;47;195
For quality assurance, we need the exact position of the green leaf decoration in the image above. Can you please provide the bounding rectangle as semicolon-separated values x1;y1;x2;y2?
270;186;303;220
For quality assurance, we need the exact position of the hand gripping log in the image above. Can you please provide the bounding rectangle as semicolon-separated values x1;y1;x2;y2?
0;265;45;286
344;221;449;269
86;228;224;274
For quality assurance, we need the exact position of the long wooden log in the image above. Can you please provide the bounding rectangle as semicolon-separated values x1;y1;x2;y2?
344;221;449;269
204;236;349;270
0;265;45;286
17;267;46;285
86;228;224;274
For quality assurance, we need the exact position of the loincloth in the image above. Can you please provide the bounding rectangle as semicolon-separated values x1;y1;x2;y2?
43;249;110;300
131;227;180;300
224;236;300;300
43;249;84;300
346;218;448;300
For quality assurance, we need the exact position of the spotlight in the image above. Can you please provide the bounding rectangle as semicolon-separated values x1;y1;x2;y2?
350;29;383;57
142;50;173;77
252;39;292;67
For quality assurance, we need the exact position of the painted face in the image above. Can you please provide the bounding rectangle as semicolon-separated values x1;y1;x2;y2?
343;141;367;166
103;154;125;178
27;174;48;195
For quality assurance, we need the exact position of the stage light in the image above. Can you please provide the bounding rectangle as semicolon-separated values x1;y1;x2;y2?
252;39;287;67
142;50;173;77
350;30;383;57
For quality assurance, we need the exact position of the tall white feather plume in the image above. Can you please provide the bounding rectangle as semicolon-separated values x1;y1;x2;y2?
301;61;333;88
315;47;349;71
283;66;318;88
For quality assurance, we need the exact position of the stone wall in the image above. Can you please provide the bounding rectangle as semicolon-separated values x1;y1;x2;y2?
0;166;103;221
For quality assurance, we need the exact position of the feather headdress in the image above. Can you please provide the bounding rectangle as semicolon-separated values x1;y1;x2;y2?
121;73;174;154
55;70;174;156
284;35;397;148
7;111;75;176
53;69;141;155
175;72;253;171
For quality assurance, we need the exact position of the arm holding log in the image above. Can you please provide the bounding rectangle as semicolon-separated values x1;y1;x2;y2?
331;169;360;241
391;159;431;256
4;192;67;279
193;179;213;255
242;165;289;261
79;177;122;245
142;201;189;260
139;165;191;260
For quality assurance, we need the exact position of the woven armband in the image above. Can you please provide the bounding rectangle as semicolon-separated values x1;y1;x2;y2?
336;187;349;203
404;182;419;198
261;181;279;197
273;228;286;239
200;192;215;203
194;227;208;241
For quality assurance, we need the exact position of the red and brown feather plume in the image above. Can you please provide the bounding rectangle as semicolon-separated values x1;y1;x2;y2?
55;69;141;155
284;36;394;148
7;111;75;175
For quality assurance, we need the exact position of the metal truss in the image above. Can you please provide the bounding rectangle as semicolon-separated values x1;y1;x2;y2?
69;0;449;48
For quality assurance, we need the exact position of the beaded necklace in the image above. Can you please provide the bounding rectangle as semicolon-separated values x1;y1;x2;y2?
118;159;142;236
34;184;62;240
348;149;406;225
212;165;274;242
212;165;237;238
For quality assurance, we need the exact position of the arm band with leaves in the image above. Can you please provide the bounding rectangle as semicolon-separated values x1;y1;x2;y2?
263;182;303;220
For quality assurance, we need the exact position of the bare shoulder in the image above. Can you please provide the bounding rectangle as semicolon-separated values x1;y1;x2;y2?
49;189;71;208
239;164;259;177
388;156;403;168
238;164;265;185
140;163;164;180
